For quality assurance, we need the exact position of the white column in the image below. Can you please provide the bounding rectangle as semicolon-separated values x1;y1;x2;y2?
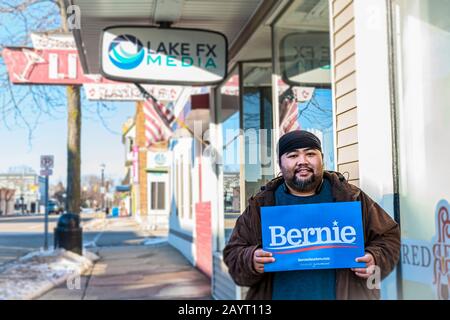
353;0;397;299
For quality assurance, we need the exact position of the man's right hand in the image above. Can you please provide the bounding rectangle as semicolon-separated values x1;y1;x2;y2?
253;249;275;273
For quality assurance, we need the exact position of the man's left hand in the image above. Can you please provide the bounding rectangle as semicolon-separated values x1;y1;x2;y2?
351;253;376;279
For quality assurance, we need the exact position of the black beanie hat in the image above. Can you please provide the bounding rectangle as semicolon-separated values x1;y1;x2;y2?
277;130;322;162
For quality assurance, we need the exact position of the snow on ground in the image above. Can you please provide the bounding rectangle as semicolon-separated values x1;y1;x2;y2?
0;249;99;300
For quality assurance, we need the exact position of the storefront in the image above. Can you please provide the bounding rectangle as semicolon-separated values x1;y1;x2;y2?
327;0;450;300
146;151;171;229
209;0;335;299
390;0;450;300
71;0;449;300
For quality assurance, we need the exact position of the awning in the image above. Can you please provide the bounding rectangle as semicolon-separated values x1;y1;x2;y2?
69;0;280;75
115;185;131;192
184;93;210;133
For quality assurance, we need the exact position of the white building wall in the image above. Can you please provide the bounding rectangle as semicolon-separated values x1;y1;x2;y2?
168;136;196;264
353;0;397;299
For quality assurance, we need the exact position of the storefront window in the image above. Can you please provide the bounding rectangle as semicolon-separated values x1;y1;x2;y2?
242;62;274;202
218;70;241;247
273;0;335;170
392;0;450;300
150;181;165;210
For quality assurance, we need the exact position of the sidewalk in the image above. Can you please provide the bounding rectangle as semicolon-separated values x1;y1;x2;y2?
38;243;212;300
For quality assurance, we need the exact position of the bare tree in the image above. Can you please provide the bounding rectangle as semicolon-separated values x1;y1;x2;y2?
0;0;81;214
0;1;66;144
1;0;121;217
80;174;115;209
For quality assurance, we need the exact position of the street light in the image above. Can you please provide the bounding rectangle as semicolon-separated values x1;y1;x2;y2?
100;163;105;212
20;195;24;215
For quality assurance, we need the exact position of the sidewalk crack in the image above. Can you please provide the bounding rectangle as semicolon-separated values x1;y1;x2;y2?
81;251;99;300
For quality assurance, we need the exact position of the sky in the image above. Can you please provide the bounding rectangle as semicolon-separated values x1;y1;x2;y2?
0;1;136;186
0;96;135;185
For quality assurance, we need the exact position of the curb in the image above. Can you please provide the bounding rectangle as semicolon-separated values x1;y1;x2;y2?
25;270;80;300
28;251;100;300
0;250;100;300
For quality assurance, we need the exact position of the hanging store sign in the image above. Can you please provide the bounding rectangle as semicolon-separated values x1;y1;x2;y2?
31;32;77;50
147;151;171;169
132;145;139;184
3;47;91;85
101;26;228;85
280;32;331;87
84;83;182;101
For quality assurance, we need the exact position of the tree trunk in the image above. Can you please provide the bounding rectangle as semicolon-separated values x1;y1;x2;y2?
66;85;81;214
58;0;81;215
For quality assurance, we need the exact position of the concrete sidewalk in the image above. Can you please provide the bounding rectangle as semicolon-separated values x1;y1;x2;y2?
37;243;212;300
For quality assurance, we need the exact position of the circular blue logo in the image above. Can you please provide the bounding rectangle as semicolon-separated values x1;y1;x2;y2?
155;153;167;166
108;34;145;70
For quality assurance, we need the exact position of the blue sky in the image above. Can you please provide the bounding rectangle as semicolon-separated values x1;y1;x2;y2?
0;95;135;184
0;1;136;185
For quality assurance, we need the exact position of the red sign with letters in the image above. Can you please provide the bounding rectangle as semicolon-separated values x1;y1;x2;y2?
2;47;115;85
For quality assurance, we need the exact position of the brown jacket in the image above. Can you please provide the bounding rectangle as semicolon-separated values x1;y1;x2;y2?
223;171;400;300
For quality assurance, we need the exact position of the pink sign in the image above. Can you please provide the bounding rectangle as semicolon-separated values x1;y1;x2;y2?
2;47;116;85
132;145;139;184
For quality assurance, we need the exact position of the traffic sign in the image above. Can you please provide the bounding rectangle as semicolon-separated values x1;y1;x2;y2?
40;169;53;176
40;155;54;169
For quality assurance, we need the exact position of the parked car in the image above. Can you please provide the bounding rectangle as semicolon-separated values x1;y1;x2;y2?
48;200;62;215
80;207;94;214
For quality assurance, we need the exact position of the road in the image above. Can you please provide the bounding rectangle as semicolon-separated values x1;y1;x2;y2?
0;214;155;266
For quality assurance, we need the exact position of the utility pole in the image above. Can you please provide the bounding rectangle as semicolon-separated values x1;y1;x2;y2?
44;173;49;250
40;155;54;251
21;168;25;215
100;163;105;211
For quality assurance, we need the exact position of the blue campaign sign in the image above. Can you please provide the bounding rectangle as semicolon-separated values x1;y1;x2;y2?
261;201;366;272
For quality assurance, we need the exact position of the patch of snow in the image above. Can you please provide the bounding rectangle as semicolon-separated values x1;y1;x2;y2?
0;248;97;300
82;250;100;262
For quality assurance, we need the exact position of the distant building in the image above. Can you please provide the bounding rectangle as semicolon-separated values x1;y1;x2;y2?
0;187;15;216
121;117;136;218
0;173;40;214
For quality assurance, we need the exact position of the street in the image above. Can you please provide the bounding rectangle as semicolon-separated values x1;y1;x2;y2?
0;213;153;266
0;214;88;266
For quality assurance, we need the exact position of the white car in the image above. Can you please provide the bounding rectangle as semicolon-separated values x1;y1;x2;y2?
80;207;94;214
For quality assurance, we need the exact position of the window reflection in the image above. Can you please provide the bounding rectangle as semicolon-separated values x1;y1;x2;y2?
219;72;240;246
242;62;274;202
274;0;335;171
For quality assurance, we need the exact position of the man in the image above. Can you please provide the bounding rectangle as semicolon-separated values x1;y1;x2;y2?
223;130;400;300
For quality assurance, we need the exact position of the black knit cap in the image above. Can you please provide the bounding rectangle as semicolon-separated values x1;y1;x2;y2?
277;130;322;162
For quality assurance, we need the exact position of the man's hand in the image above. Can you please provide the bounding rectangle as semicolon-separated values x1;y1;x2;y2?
351;253;376;279
253;249;275;273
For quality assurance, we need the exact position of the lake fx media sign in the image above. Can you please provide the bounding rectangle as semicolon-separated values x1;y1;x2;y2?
101;26;228;85
261;201;365;272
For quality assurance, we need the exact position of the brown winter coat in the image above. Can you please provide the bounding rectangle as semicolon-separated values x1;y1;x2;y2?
223;171;400;300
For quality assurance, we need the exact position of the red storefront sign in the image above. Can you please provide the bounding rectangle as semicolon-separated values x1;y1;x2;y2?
2;47;115;85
